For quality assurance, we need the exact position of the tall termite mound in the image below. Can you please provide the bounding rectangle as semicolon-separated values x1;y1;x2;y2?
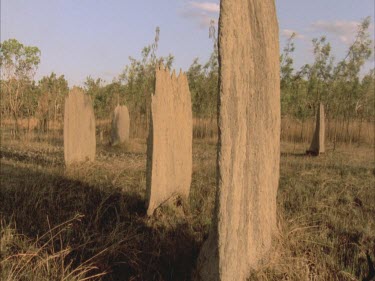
145;65;193;216
110;105;130;145
64;87;96;165
196;0;280;280
307;103;325;155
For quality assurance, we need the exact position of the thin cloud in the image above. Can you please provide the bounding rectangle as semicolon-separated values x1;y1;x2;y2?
189;2;220;13
181;9;213;28
181;1;219;29
282;29;305;39
311;20;360;44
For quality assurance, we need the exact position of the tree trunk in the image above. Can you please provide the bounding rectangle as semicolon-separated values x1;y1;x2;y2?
300;120;304;143
12;111;19;139
345;117;350;144
358;116;363;144
332;119;337;151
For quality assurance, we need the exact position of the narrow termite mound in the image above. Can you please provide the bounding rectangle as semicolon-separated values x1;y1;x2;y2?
145;64;193;216
307;103;325;155
196;0;281;280
110;105;130;146
64;87;96;165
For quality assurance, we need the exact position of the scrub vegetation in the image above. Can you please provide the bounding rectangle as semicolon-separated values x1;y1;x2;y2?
1;17;374;281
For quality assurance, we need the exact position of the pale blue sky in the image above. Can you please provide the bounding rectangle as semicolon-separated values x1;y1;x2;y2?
1;0;374;86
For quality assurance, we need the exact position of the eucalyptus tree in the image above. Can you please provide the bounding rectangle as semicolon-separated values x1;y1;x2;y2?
84;76;105;117
356;68;375;141
38;73;69;132
84;76;124;119
300;36;334;116
280;32;296;116
280;33;296;88
332;17;373;141
359;68;375;119
187;19;219;119
0;39;41;134
118;27;174;129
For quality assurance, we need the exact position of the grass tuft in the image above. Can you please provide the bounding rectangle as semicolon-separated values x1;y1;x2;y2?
0;130;374;280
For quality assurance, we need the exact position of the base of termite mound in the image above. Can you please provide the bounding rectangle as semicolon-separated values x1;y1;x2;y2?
305;150;324;156
146;194;190;221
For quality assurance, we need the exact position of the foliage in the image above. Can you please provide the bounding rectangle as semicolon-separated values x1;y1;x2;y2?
0;18;373;142
0;39;41;133
0;38;41;81
37;72;69;131
1;133;374;280
0;217;106;281
331;17;374;122
118;27;174;127
187;20;219;118
280;17;374;128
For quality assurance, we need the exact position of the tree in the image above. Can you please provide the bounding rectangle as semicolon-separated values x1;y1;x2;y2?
300;36;334;115
0;39;41;134
118;27;174;129
187;19;219;119
359;68;375;119
37;73;69;132
279;33;297;116
84;76;105;117
331;17;373;142
22;80;39;131
84;77;123;119
356;68;375;141
277;18;373;144
280;32;296;89
334;18;373;115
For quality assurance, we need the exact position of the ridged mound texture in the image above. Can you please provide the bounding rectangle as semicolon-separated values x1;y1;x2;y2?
146;65;193;216
196;0;281;280
64;88;96;165
308;103;325;155
111;105;130;146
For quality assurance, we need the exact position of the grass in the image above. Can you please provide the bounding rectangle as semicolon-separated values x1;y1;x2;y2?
0;130;374;280
4;116;373;145
0;216;106;281
251;142;375;280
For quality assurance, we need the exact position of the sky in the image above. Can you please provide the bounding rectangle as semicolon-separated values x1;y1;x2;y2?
1;0;374;86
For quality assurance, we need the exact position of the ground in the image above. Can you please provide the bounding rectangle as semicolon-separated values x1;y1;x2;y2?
0;132;374;280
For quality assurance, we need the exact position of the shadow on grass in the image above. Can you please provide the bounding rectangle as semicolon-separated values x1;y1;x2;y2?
0;141;145;167
97;147;146;158
0;148;64;167
281;152;311;158
0;163;201;281
34;134;64;146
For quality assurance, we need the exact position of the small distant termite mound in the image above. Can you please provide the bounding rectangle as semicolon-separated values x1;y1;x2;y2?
63;87;96;165
307;103;325;156
110;105;130;146
145;64;193;216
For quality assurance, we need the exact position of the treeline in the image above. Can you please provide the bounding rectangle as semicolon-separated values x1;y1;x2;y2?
280;18;374;143
1;19;374;141
0;26;218;136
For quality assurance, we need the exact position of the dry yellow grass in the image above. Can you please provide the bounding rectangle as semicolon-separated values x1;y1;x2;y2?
281;117;374;145
0;128;374;280
2;117;373;145
0;216;106;281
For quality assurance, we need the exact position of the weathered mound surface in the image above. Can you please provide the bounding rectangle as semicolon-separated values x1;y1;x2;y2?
64;87;96;165
146;65;193;216
111;105;130;146
196;1;281;280
308;103;325;155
